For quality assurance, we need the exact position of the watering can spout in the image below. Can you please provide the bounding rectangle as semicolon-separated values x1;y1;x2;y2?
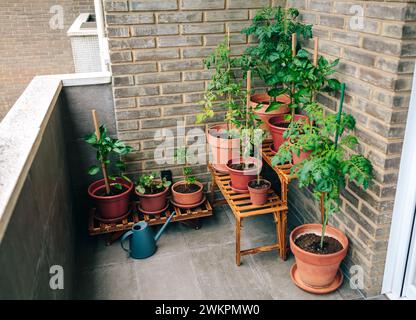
154;212;175;242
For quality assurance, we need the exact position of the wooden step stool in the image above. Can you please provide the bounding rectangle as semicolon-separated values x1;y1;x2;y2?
208;164;289;265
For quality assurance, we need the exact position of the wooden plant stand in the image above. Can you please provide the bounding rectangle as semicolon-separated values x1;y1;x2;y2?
88;199;213;245
208;164;289;264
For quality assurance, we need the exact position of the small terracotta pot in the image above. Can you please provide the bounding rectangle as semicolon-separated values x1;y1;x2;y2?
249;93;291;138
226;157;262;192
207;123;240;172
136;186;169;214
267;114;309;151
171;181;204;207
248;179;271;206
88;177;133;220
292;149;312;165
290;224;349;288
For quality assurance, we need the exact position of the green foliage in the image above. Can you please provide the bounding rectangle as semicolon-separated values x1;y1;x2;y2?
183;167;197;187
241;6;312;96
196;37;246;129
174;146;199;190
135;172;171;195
84;125;132;191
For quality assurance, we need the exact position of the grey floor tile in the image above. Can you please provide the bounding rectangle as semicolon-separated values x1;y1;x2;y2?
133;252;203;300
248;251;344;300
190;243;273;300
76;263;139;300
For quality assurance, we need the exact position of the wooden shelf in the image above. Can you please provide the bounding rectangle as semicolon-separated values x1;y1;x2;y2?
209;164;289;264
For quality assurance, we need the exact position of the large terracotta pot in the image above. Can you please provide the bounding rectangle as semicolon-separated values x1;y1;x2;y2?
226;157;262;192
171;181;204;207
292;149;312;165
249;93;291;137
136;186;169;214
290;224;349;289
248;179;271;206
88;177;133;220
207;123;240;173
267;114;309;152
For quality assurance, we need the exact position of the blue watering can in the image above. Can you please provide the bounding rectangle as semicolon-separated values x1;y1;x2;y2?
121;213;175;259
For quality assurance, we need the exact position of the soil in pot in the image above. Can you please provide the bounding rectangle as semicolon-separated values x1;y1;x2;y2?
248;179;270;189
228;163;257;171
173;183;201;194
95;185;129;196
295;233;343;255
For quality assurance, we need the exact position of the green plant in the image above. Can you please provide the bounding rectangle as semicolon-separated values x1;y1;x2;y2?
174;146;198;191
196;36;246;134
275;87;373;249
241;6;312;112
183;167;197;188
135;172;171;195
84;124;132;194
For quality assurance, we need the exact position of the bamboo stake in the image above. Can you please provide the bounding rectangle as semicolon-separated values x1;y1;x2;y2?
92;110;111;195
246;70;251;123
313;37;319;67
226;26;232;134
291;33;297;118
334;83;346;147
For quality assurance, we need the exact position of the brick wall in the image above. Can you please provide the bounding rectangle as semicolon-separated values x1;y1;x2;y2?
286;0;416;296
0;0;95;120
104;0;286;184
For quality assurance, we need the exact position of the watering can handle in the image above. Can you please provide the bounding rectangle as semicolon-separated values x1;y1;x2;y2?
120;230;133;252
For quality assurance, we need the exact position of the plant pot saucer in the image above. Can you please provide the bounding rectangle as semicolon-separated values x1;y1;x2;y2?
138;201;169;215
290;263;343;294
229;181;249;194
94;206;132;223
170;195;206;209
212;163;229;174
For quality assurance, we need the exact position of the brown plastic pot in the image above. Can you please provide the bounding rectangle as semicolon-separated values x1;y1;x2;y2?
171;181;204;207
88;177;133;220
207;124;241;173
248;179;271;206
249;93;291;137
136;186;169;214
267;114;309;151
290;224;349;288
292;149;312;165
226;157;262;192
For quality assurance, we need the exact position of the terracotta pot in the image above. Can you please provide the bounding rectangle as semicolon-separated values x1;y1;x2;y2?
292;149;312;165
171;181;204;206
249;93;291;137
226;157;262;192
136;186;169;214
248;179;271;206
267;114;309;151
290;224;349;288
207;123;240;172
88;177;133;220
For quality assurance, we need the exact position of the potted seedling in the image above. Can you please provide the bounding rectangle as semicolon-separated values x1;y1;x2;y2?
226;71;263;192
86;110;133;221
241;6;312;132
171;147;204;208
288;85;373;293
197;32;245;173
135;172;171;215
248;129;271;205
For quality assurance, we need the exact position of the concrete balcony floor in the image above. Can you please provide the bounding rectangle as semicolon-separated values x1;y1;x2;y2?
75;205;365;300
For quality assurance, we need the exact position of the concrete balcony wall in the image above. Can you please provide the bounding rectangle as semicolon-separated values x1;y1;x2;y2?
0;73;114;299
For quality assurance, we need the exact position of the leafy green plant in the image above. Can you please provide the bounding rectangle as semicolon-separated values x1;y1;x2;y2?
174;146;198;192
183;167;197;189
241;6;313;112
84;124;132;194
274;87;373;249
196;36;246;134
135;172;171;195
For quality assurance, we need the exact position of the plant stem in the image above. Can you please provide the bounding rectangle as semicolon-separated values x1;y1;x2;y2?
291;33;297;120
320;193;328;249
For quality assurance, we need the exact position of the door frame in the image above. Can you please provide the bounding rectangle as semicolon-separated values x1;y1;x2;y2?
382;66;416;299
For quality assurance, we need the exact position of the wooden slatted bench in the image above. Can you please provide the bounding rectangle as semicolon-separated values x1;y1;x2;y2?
89;199;213;245
208;163;289;264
